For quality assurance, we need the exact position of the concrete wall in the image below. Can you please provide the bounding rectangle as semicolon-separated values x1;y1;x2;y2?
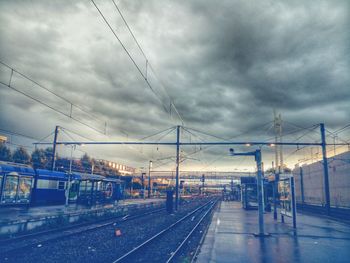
293;151;350;209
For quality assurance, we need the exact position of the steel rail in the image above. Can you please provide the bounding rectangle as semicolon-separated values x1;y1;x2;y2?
112;198;217;263
0;207;165;254
165;200;218;263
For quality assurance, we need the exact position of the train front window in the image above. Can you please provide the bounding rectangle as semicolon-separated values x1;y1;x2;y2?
2;175;19;203
17;177;33;203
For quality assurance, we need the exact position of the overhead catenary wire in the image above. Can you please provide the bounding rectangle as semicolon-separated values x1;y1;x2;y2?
90;0;172;116
0;128;39;141
0;79;105;135
60;127;97;142
329;123;350;135
110;0;184;125
4;141;35;150
1;80;104;134
176;122;275;169
0;61;106;131
325;128;349;144
139;126;176;141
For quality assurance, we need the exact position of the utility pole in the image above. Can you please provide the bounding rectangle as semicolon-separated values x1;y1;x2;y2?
320;123;331;215
148;160;152;198
278;114;283;173
274;110;279;171
175;125;180;211
51;125;59;171
272;161;277;220
255;149;265;236
141;172;146;199
65;145;74;206
300;166;305;205
273;111;280;220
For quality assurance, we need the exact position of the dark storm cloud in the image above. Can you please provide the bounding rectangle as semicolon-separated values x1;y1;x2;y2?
0;0;349;170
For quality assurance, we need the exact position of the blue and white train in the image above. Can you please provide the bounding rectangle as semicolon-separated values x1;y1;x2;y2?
0;161;124;207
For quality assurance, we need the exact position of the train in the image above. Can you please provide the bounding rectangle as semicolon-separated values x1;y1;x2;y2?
0;161;124;207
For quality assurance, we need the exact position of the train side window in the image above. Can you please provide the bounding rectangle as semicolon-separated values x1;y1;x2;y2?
79;181;87;192
58;181;65;190
37;179;58;189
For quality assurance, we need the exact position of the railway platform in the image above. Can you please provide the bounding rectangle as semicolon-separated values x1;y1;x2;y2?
196;201;350;263
0;198;164;236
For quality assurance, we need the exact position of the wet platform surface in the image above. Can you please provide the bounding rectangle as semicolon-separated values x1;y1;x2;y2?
0;198;163;223
196;201;350;263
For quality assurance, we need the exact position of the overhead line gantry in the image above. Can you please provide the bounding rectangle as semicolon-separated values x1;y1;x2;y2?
34;123;349;213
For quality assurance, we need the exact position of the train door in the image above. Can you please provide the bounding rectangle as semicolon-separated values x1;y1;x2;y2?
68;180;79;203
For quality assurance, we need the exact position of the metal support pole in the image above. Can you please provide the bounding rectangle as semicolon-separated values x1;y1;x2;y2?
202;174;205;195
65;145;74;206
291;177;297;229
273;180;278;220
148;160;152;198
175;125;180;211
131;176;133;197
51;125;59;171
141;172;145;199
255;149;265;236
300;167;305;205
272;161;277;220
320;123;331;215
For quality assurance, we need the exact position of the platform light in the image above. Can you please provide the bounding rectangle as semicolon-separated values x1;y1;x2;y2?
269;143;275;147
245;143;251;146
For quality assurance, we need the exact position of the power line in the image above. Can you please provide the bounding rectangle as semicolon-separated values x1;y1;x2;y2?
110;0;184;125
139;126;176;141
5;141;34;150
155;127;177;142
60;127;97;142
264;123;320;143
0;80;105;134
0;128;39;141
0;61;106;130
183;126;228;141
90;0;177;120
332;123;350;134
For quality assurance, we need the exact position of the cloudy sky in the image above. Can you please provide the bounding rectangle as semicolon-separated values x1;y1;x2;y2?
0;0;349;172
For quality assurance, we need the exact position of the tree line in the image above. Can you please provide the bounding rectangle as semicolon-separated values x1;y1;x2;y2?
0;143;119;176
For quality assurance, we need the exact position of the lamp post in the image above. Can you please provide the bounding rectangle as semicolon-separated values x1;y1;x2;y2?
229;148;269;237
148;160;152;198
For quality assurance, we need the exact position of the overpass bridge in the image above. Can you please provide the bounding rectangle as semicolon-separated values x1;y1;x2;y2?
144;171;254;180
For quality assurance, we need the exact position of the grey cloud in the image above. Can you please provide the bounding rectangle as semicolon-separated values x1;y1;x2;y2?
0;0;349;171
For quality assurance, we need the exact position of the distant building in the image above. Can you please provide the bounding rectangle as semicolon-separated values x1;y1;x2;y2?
95;159;136;175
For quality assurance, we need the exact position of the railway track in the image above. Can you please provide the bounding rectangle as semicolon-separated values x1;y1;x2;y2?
0;206;165;254
112;198;219;263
